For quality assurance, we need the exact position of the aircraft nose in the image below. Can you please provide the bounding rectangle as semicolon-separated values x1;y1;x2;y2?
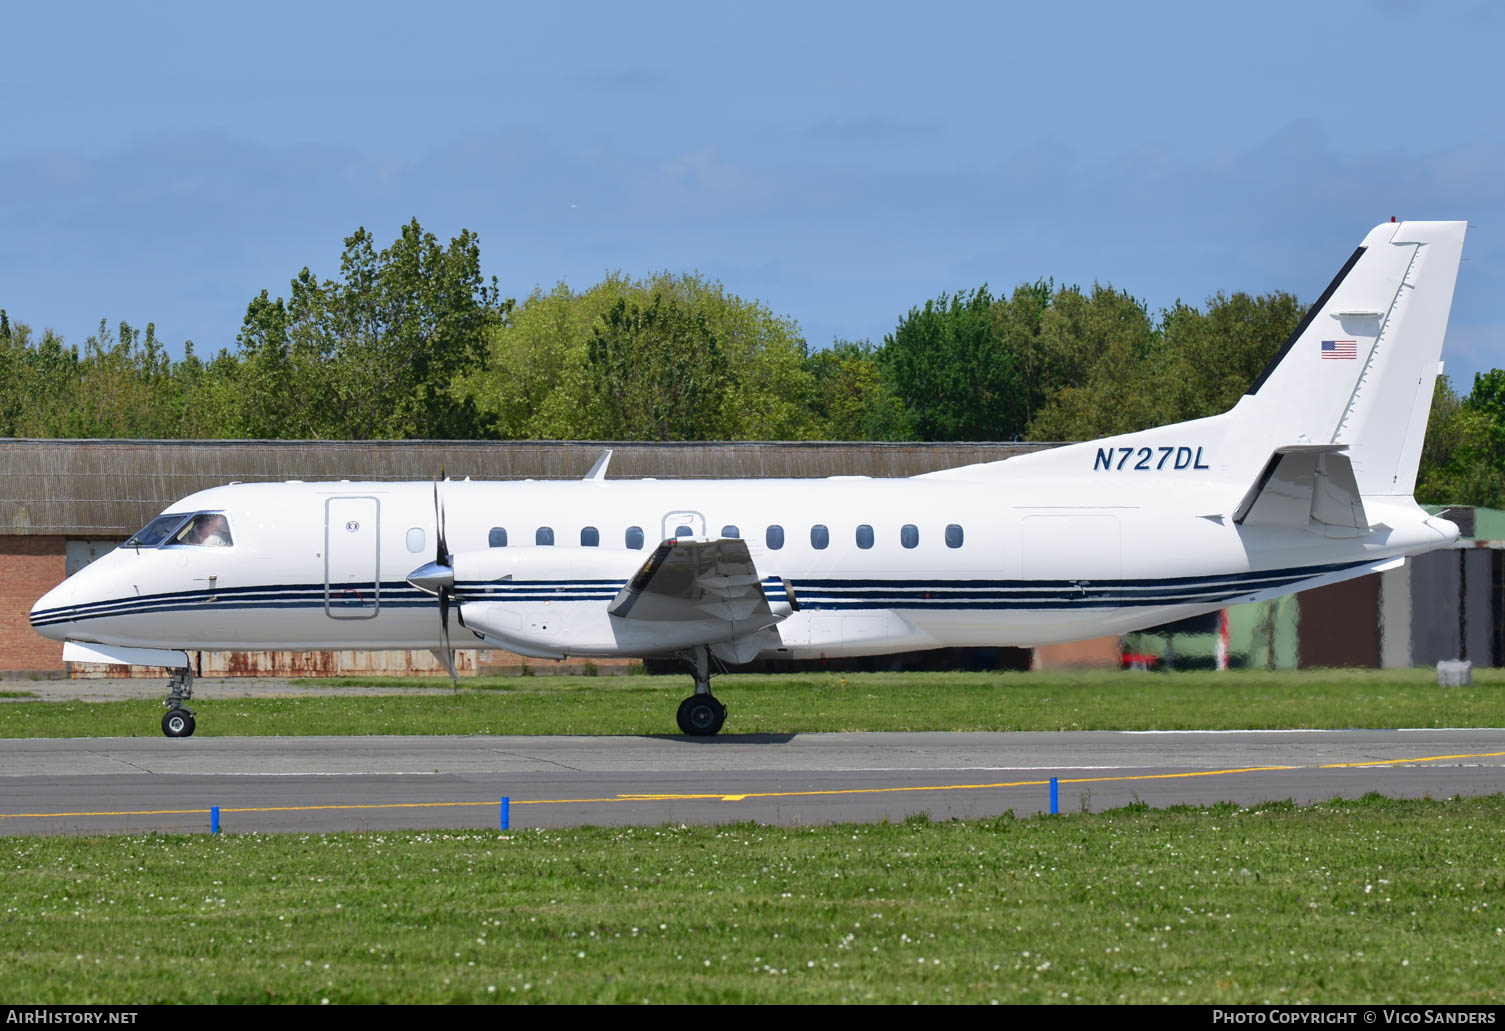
30;578;79;641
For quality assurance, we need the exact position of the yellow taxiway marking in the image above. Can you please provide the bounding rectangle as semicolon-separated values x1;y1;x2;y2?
2;750;1502;821
1320;750;1505;768
620;766;1301;802
0;799;615;820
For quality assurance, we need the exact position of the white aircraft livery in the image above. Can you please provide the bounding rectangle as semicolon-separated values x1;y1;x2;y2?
31;220;1468;737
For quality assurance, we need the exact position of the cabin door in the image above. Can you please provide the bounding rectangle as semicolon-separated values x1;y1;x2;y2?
325;496;381;619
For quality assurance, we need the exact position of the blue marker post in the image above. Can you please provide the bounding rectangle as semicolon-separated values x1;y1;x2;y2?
500;797;510;831
210;806;220;834
1049;779;1059;816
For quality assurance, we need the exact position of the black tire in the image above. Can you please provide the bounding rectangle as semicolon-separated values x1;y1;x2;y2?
676;695;726;736
162;709;196;738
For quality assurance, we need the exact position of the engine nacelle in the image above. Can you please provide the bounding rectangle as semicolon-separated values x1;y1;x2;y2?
445;543;790;659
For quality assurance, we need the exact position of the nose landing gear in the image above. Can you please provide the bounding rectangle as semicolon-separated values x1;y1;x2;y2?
161;667;196;738
162;708;195;738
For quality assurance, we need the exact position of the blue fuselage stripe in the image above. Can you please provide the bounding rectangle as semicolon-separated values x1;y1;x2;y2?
31;560;1369;628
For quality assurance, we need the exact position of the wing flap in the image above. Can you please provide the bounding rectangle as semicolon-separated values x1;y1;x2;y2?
608;538;784;625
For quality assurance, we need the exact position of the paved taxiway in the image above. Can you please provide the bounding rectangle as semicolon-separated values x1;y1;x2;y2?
2;729;1502;835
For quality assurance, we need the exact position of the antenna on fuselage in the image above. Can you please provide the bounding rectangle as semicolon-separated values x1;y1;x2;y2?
584;449;613;481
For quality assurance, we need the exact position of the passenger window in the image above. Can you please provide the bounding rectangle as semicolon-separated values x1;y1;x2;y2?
766;525;785;550
170;513;233;548
810;524;830;550
581;526;600;547
675;524;693;538
721;525;740;539
536;527;555;546
945;524;964;549
488;527;508;548
856;524;874;550
406;528;426;554
901;524;919;549
626;526;645;550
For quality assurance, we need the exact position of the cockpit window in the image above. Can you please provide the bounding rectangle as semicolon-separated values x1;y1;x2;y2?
167;513;234;548
124;513;192;548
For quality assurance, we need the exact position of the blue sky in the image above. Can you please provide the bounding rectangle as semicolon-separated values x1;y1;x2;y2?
3;1;1502;389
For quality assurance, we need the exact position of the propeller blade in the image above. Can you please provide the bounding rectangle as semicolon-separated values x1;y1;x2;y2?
431;471;457;686
433;478;450;566
437;589;458;684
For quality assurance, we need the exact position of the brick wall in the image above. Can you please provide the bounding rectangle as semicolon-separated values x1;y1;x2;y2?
0;535;66;673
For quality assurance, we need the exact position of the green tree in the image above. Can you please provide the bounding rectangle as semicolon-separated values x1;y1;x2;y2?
1417;373;1505;508
1021;285;1159;440
233;289;317;438
458;272;817;440
990;280;1054;428
1025;289;1300;440
1467;368;1505;452
174;344;248;438
0;311;223;438
0;317;80;436
586;294;730;440
1157;291;1304;421
453;281;598;439
237;219;512;439
880;287;1024;440
801;339;912;440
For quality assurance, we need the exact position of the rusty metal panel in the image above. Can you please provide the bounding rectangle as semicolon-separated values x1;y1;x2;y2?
64;647;644;678
69;649;480;679
200;649;479;678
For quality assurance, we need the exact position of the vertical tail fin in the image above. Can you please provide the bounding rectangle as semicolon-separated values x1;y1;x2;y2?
921;220;1467;504
1245;220;1466;497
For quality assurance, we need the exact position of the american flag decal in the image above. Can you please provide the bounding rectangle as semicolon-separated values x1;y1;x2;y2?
1321;339;1357;359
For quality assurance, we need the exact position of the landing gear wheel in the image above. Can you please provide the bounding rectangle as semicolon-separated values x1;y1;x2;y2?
162;708;196;738
676;694;726;736
160;667;196;737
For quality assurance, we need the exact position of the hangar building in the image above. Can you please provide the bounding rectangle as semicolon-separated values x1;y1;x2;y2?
2;439;1498;677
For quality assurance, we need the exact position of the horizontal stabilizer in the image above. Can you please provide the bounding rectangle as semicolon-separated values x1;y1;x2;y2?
1233;445;1368;532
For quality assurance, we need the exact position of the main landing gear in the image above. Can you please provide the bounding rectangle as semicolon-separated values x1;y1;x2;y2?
161;667;196;738
675;646;726;736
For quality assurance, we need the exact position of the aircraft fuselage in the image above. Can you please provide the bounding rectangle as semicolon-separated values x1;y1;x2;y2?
30;474;1452;659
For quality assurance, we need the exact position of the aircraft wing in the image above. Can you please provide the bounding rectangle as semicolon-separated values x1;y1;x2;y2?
608;538;787;624
1233;445;1369;531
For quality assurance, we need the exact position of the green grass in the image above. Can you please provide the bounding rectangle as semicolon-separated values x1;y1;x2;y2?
1;669;1503;738
2;795;1502;1004
0;690;37;699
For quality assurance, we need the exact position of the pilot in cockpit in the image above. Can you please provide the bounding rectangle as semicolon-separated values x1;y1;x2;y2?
180;513;232;547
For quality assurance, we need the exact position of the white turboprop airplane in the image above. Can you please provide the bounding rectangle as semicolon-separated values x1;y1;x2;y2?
32;220;1468;738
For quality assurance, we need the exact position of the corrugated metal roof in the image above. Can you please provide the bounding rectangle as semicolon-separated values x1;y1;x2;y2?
0;439;1056;536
